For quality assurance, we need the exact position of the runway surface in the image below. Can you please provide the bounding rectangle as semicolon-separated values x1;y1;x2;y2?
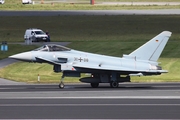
0;9;180;16
0;83;180;119
0;9;180;119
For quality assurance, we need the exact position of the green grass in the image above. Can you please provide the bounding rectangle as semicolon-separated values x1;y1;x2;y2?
0;4;180;10
1;15;180;83
0;62;62;83
1;58;180;83
1;4;180;10
67;40;180;58
0;15;180;42
4;0;180;4
0;0;180;10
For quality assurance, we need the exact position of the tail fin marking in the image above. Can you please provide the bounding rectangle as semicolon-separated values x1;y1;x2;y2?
129;31;172;61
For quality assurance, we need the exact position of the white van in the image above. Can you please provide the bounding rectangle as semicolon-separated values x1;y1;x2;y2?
24;28;48;42
22;0;32;4
0;0;5;4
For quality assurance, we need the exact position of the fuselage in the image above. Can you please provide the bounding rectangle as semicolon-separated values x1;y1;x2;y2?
31;49;158;74
9;44;165;76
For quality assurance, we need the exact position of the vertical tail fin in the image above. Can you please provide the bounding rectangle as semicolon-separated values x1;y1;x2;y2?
129;31;172;61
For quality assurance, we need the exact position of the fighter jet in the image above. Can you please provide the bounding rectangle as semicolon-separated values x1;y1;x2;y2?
9;31;171;88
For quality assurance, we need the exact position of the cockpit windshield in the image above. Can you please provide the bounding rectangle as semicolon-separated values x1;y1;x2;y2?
34;44;71;52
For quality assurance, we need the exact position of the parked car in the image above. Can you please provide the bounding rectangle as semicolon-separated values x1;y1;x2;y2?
24;28;48;42
22;0;32;4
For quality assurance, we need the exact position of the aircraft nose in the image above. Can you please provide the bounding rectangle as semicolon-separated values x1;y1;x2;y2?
9;52;32;62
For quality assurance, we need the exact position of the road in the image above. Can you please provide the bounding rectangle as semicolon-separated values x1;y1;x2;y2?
37;1;180;6
0;9;180;16
0;83;180;119
100;2;180;6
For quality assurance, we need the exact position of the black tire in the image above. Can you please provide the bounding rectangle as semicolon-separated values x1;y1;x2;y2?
91;83;99;88
110;81;119;88
59;82;64;89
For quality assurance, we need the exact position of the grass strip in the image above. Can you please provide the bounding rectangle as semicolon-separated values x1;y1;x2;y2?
0;15;180;42
1;15;180;82
1;0;180;10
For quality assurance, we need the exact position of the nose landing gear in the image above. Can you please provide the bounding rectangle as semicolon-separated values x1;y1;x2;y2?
59;82;64;89
59;75;65;89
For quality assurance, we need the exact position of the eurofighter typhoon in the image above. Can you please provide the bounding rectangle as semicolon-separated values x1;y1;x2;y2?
9;31;172;88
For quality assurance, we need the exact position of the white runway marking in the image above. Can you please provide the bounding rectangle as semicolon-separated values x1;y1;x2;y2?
1;103;180;107
1;96;180;99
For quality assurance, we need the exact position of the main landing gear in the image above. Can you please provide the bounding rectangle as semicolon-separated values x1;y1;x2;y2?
58;72;130;89
110;81;119;88
90;82;119;88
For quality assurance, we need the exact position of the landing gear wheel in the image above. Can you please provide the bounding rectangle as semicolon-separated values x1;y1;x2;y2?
110;81;119;88
59;82;64;89
91;83;99;88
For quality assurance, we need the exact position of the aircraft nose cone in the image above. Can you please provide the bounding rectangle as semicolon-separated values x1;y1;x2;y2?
9;52;32;62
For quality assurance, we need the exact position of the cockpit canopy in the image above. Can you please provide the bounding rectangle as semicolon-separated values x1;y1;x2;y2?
34;44;71;52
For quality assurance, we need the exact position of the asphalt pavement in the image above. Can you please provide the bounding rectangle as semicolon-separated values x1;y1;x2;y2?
100;2;180;5
0;83;180;119
0;9;180;16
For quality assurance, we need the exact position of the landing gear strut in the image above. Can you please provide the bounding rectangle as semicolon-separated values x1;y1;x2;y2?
59;74;65;89
110;72;119;88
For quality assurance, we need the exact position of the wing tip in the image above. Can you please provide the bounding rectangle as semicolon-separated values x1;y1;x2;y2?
162;31;172;37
